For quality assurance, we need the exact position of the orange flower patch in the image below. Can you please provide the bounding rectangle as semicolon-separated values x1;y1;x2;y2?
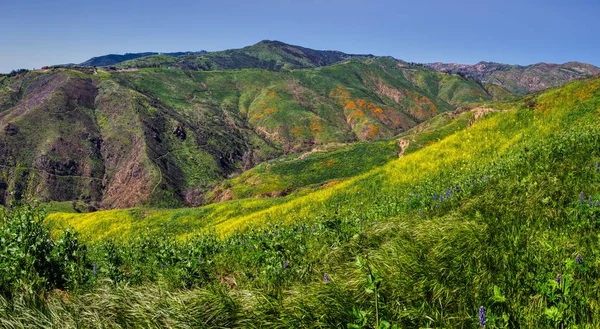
365;124;380;139
345;100;357;110
290;126;304;136
310;120;323;133
348;109;365;120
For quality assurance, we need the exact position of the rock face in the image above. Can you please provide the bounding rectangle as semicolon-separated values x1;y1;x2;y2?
427;61;600;94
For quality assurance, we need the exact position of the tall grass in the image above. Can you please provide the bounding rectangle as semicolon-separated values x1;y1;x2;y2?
2;77;600;327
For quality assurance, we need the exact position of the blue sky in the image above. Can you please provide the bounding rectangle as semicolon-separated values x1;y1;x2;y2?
1;0;598;73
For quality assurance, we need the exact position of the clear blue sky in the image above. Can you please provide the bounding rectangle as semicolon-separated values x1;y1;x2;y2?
1;0;598;73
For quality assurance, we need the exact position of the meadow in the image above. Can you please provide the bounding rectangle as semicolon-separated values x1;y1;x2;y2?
1;76;600;328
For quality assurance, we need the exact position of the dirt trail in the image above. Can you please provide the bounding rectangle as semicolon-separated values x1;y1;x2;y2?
397;138;410;158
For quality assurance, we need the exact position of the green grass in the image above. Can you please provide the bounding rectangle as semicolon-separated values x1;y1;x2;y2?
1;76;600;327
49;77;600;239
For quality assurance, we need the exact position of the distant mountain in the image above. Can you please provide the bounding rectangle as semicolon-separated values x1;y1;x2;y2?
79;51;201;67
427;61;600;94
116;40;376;71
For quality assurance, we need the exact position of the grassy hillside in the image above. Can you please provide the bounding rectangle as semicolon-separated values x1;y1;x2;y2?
207;110;476;203
49;76;600;239
0;75;596;328
0;59;496;209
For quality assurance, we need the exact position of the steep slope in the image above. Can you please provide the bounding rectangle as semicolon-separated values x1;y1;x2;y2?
0;58;495;209
116;40;374;71
48;75;600;241
427;61;600;94
207;110;475;203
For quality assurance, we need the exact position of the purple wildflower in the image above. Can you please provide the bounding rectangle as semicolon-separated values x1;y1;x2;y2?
556;274;562;285
323;273;331;283
446;189;452;198
282;260;288;270
93;262;97;277
596;161;599;172
433;194;438;201
161;264;167;269
590;197;594;207
576;255;583;264
580;191;585;204
478;306;487;328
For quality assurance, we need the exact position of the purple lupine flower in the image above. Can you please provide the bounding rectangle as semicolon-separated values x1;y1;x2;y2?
282;260;288;270
556;274;562;285
433;194;438;201
446;189;452;198
323;273;331;283
478;306;487;328
590;197;594;207
161;264;167;269
580;191;585;204
440;196;445;203
596;161;599;172
576;255;583;264
93;262;97;277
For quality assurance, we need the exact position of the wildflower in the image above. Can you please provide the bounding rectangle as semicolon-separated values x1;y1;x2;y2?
93;262;97;277
580;191;585;204
282;260;288;270
478;306;487;328
433;194;438;201
446;189;452;198
555;274;562;285
576;255;583;264
161;264;167;269
418;209;423;216
323;273;331;283
590;197;594;207
596;161;599;172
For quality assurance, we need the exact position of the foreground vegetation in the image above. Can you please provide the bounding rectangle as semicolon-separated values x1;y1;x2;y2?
2;77;600;327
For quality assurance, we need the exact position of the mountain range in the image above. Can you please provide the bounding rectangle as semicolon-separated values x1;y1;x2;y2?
0;40;597;210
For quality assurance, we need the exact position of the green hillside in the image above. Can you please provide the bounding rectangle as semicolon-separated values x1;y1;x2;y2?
0;58;496;209
207;110;475;203
2;75;597;328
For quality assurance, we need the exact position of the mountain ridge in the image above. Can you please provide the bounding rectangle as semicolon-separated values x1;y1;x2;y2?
426;60;600;94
